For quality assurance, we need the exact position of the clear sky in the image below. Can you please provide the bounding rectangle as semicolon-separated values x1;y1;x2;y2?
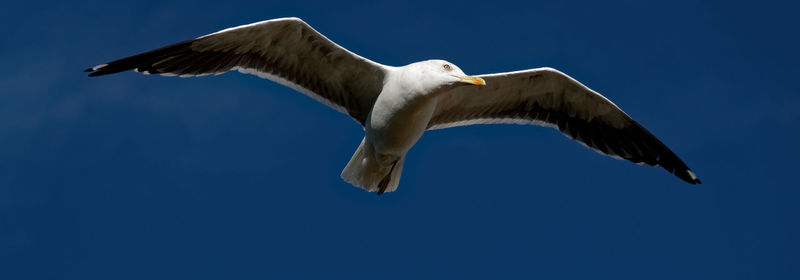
1;0;798;279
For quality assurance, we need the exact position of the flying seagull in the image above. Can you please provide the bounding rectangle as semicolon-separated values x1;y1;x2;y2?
86;17;701;194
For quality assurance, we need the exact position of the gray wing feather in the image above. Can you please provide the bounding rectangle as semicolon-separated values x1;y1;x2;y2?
429;68;700;184
85;17;386;125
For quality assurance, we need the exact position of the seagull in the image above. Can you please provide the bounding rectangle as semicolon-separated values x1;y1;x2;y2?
86;17;701;194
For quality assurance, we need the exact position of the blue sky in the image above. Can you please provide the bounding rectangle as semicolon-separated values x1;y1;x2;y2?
1;0;798;279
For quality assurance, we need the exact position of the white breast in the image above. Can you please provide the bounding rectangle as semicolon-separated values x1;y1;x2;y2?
366;70;438;159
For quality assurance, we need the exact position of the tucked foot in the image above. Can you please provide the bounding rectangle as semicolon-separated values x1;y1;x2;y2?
377;161;398;195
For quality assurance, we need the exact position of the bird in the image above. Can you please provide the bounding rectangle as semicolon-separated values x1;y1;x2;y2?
85;17;701;194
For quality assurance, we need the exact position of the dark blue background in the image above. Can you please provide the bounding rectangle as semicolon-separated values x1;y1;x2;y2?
2;0;798;279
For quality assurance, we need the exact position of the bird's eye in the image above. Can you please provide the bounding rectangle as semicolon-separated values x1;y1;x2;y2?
442;64;452;71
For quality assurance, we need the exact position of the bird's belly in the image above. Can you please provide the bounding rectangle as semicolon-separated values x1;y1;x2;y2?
366;97;436;159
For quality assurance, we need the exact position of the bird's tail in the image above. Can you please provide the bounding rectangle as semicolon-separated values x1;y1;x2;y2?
341;138;405;194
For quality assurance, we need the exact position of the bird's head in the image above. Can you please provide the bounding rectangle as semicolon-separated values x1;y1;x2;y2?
398;60;485;95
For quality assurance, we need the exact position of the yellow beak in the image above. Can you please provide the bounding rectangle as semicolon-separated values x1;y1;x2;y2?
459;76;486;86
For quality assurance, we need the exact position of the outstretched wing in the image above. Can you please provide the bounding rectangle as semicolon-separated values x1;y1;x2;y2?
85;17;386;125
429;67;700;184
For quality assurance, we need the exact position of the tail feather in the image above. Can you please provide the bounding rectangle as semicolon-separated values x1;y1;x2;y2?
341;138;405;193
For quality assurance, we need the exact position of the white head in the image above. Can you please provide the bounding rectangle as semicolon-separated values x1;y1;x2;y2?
396;59;485;95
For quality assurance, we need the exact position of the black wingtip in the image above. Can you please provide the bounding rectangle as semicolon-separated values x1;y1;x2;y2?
686;178;702;185
84;65;106;77
85;64;114;77
676;169;701;185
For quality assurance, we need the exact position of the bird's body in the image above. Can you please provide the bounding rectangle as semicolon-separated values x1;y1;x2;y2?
86;17;700;194
350;61;473;193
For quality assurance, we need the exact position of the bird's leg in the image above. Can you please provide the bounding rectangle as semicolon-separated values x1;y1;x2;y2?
377;161;398;195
